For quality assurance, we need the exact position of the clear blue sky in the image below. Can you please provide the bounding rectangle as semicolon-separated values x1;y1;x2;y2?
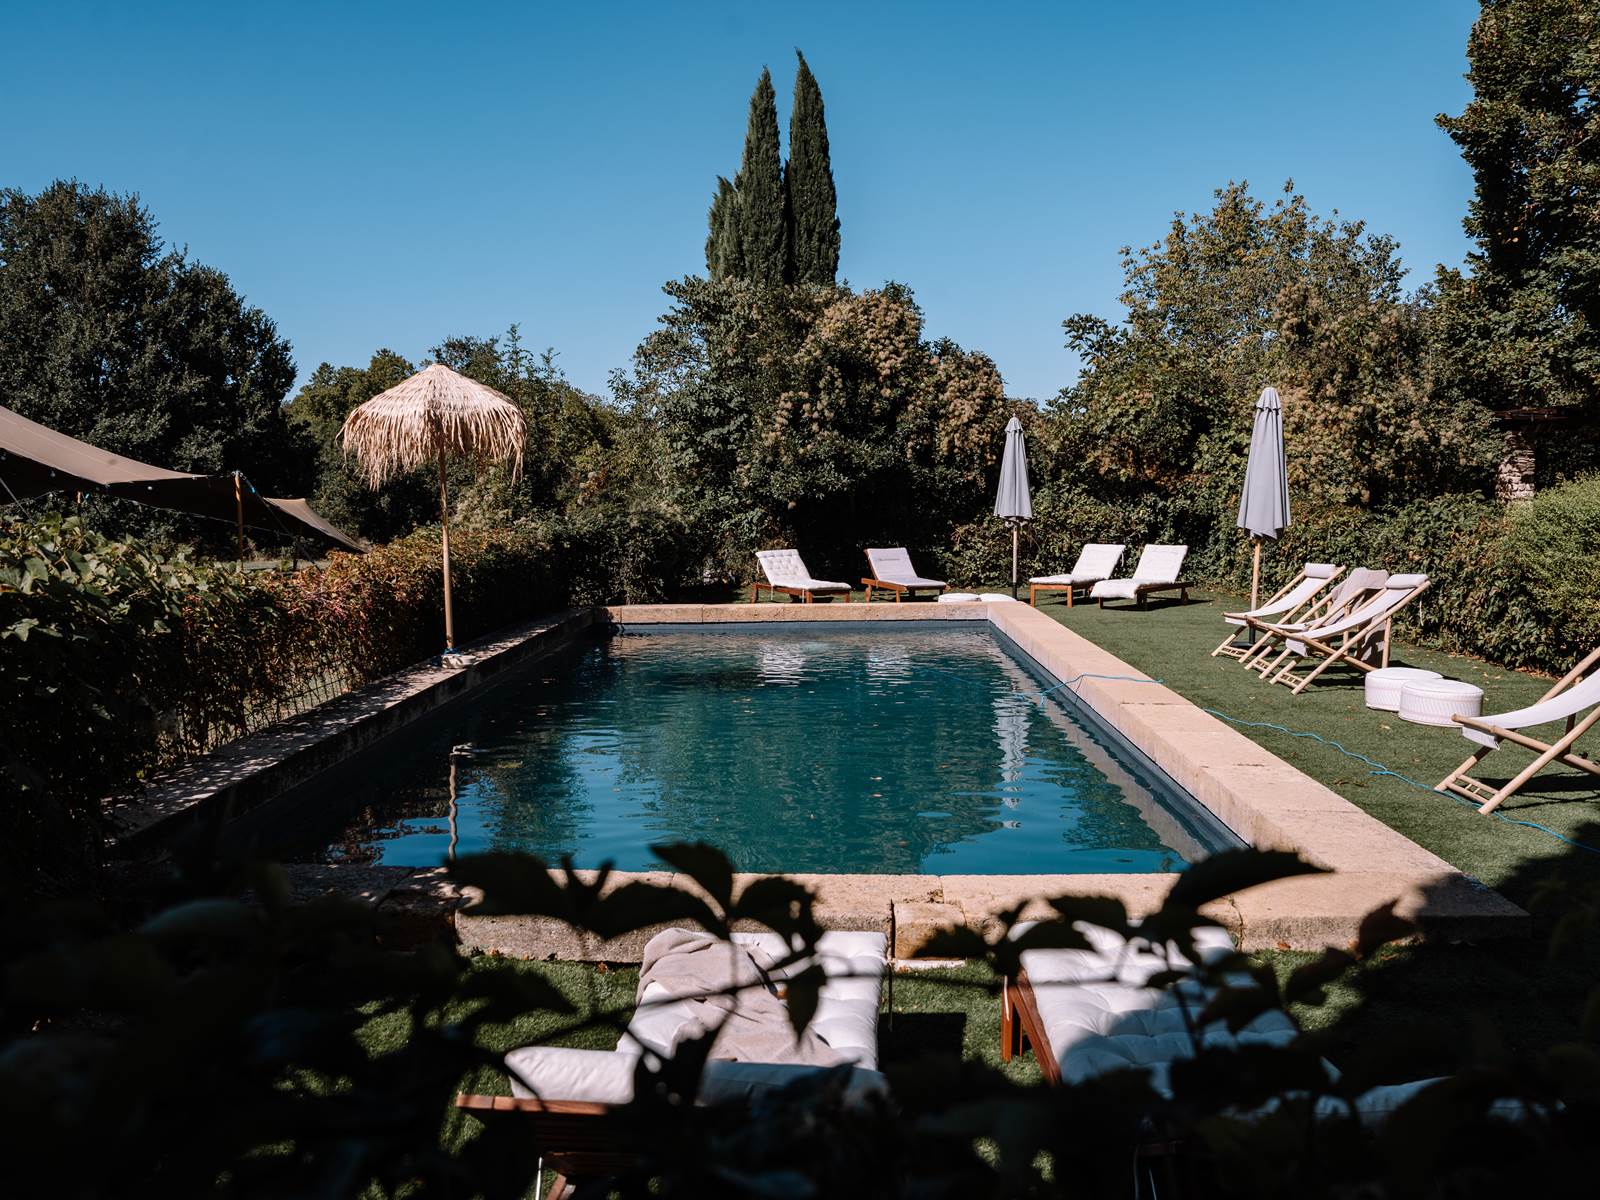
4;0;1479;403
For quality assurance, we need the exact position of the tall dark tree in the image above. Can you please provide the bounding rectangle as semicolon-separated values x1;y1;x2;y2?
735;68;789;286
1434;0;1600;443
0;180;309;496
785;50;840;286
705;175;743;280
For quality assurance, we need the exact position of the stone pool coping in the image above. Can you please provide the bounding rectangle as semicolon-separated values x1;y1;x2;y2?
525;601;1522;955
115;598;1527;954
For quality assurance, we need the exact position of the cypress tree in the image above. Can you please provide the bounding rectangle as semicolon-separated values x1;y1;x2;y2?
735;68;788;286
705;176;742;279
785;50;840;285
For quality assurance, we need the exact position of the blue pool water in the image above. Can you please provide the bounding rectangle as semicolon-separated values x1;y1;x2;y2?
298;624;1238;874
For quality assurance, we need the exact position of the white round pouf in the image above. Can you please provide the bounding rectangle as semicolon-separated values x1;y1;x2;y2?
977;592;1022;603
1364;667;1443;712
937;592;982;603
1397;679;1484;728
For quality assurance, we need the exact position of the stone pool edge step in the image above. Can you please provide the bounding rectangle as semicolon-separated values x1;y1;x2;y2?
106;609;594;853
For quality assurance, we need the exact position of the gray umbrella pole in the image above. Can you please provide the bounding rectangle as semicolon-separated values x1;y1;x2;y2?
1245;538;1262;646
1012;525;1020;599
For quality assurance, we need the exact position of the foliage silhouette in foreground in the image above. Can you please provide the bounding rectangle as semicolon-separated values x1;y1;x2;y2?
4;843;1598;1196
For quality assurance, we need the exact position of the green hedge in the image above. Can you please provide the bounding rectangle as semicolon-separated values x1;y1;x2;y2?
0;517;580;890
942;474;1600;676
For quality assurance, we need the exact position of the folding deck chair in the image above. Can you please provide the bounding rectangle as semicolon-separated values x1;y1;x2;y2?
1211;563;1343;659
1437;646;1600;814
1255;574;1431;694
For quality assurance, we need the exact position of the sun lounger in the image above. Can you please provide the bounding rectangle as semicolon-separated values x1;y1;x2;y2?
1255;574;1431;694
751;549;852;604
1211;563;1344;659
862;547;947;601
1027;543;1126;607
1237;567;1388;670
1001;922;1492;1127
1437;646;1600;814
1088;545;1191;608
457;930;888;1198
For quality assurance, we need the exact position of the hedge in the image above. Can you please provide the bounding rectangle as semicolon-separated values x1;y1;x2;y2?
0;517;574;889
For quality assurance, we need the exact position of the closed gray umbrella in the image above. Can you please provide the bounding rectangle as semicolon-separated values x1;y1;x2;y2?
995;416;1032;597
1237;386;1291;612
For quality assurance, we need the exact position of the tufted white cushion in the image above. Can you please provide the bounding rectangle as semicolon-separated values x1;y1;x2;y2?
937;592;982;603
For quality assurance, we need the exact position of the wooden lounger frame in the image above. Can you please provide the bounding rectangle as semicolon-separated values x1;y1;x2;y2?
454;1093;636;1200
1235;576;1385;672
1027;578;1098;608
861;576;946;602
999;968;1060;1085
749;581;851;604
1258;581;1431;695
1210;567;1345;660
1095;580;1194;610
1437;646;1600;814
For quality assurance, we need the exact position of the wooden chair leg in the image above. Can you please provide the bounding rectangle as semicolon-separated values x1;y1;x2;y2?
545;1171;571;1200
1000;978;1014;1062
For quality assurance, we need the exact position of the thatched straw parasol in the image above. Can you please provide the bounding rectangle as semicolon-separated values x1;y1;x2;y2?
340;363;526;652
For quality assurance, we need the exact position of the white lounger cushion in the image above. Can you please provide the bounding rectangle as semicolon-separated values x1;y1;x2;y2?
1029;543;1125;586
756;549;850;592
1089;545;1188;600
1016;921;1296;1095
866;547;945;588
505;929;888;1107
1460;670;1600;749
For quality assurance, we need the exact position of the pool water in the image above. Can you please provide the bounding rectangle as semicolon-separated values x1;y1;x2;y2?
295;624;1238;874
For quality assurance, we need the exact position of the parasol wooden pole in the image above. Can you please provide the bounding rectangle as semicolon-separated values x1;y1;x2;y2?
1251;538;1262;611
1011;523;1020;599
439;458;455;651
233;472;245;572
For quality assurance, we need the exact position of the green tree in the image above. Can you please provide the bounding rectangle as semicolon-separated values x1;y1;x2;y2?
705;176;743;280
735;68;789;287
0;181;310;503
785;50;841;286
1435;0;1600;457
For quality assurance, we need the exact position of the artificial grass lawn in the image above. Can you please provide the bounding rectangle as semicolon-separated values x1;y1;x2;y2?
1037;588;1600;1063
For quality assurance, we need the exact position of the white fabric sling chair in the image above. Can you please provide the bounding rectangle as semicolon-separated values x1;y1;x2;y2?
1237;567;1389;672
1211;563;1344;660
1088;544;1191;609
1437;646;1600;814
1027;543;1126;607
751;549;852;604
1257;574;1431;694
862;546;947;601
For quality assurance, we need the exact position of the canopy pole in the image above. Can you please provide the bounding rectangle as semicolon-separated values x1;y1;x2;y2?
1251;538;1262;611
233;472;245;572
1011;523;1020;599
439;459;455;651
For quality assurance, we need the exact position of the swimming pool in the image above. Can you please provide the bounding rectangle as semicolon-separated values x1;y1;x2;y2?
292;622;1240;874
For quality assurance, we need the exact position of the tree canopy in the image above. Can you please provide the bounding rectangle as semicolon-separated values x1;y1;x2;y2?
0;181;309;499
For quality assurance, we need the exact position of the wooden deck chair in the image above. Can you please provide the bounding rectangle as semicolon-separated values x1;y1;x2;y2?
1437;646;1600;814
1211;563;1344;659
1260;574;1431;694
862;546;947;601
456;930;888;1199
1238;567;1388;672
1027;543;1126;607
751;549;852;604
1088;544;1192;609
